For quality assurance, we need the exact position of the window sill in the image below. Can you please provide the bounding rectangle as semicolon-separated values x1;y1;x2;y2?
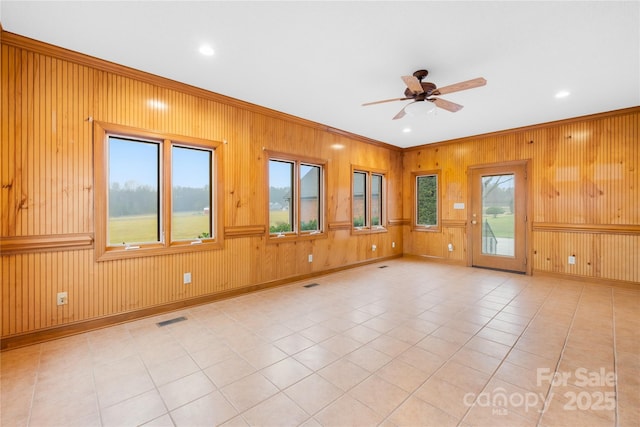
351;226;388;235
267;231;327;244
412;226;442;233
96;240;223;261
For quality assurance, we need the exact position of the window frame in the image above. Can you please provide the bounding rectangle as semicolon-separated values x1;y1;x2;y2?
412;170;441;232
351;165;388;234
265;151;327;242
94;121;224;261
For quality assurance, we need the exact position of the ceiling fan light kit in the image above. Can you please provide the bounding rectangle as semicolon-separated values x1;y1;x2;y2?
363;69;486;120
404;100;437;116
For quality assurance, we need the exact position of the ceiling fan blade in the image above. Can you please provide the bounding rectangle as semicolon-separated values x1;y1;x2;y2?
435;77;487;95
401;76;424;95
392;103;411;120
433;98;464;112
362;97;412;106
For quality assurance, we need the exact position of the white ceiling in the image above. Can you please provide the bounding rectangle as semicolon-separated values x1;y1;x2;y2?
2;1;639;148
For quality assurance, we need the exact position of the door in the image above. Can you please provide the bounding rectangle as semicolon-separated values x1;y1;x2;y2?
469;162;528;273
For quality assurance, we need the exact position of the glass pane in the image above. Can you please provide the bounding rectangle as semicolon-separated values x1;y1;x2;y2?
107;137;160;245
269;160;294;233
481;174;515;256
300;164;320;232
371;174;383;226
416;175;437;226
353;171;367;227
172;146;212;241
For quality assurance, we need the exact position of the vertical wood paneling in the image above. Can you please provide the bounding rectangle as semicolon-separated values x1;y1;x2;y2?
1;35;637;343
404;111;638;283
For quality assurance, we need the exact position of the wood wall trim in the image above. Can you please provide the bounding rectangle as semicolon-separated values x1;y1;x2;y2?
405;106;640;151
533;223;640;235
0;30;393;151
387;219;410;227
442;219;467;228
532;269;640;290
328;221;352;231
224;225;266;238
0;254;402;351
0;234;94;255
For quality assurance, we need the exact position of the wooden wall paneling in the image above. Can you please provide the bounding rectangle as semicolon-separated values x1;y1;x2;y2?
3;34;638;348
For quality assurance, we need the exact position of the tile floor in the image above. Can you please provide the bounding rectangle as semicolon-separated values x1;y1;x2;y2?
1;258;639;426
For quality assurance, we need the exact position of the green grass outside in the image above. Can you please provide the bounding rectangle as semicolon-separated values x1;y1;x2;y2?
483;214;514;238
269;210;291;228
108;211;211;244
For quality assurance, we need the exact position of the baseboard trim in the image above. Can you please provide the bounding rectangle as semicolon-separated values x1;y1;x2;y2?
0;254;402;351
532;269;639;290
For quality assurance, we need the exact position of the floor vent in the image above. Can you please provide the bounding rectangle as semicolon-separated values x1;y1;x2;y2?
378;265;389;269
156;316;187;327
303;283;320;288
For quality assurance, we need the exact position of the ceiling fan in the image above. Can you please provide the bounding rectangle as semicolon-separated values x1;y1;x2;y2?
362;69;486;120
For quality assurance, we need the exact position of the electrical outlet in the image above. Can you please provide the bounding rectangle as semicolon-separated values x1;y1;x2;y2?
568;256;576;265
57;292;68;306
308;254;313;263
372;244;377;252
448;243;454;252
392;242;395;248
183;272;192;284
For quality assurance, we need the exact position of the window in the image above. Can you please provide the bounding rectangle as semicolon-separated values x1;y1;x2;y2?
267;152;325;240
352;167;386;232
94;122;222;260
414;171;440;231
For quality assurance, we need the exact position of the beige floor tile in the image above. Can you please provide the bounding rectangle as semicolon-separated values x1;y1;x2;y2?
203;356;256;388
284;373;342;415
345;345;393;372
299;324;338;342
367;334;412;357
158;371;217;411
101;389;167;427
341;324;382;344
318;358;370;391
315;394;383;426
461;401;536;427
95;369;156;409
449;346;503;375
242;392;309;426
141;413;175;426
539;384;615;427
273;333;316;355
349;375;409;419
433;361;491;395
293;344;341;371
318;334;362;357
376;358;432;393
260;357;313;389
2;259;638;427
188;342;236;369
465;336;512;360
29;390;101;427
170;390;238;426
388;395;458;427
494;361;550;395
414;376;473;419
416;335;462;359
147;354;200;387
220;372;279;412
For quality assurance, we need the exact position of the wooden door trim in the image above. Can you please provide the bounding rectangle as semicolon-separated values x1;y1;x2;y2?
466;160;532;275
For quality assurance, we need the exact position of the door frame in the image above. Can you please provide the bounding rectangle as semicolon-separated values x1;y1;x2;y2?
466;160;532;275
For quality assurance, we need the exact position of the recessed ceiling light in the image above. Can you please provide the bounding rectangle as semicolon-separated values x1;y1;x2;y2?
199;45;215;56
555;90;570;99
402;128;412;133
